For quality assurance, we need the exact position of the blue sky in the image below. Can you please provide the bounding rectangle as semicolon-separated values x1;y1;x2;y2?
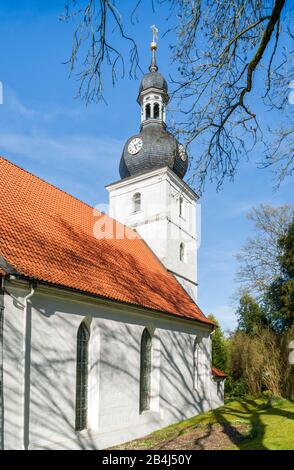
0;1;292;331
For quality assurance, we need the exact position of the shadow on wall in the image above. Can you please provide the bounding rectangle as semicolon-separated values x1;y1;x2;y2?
2;216;213;450
3;304;212;450
1;212;202;320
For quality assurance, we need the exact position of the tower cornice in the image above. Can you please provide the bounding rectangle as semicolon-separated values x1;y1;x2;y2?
137;86;169;105
106;166;199;201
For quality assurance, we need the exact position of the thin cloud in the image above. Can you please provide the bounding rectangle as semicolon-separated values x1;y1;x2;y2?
0;132;122;168
0;87;123;205
213;305;237;331
0;87;122;170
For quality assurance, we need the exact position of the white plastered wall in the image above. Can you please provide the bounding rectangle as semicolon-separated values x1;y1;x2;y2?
2;278;222;450
107;167;198;300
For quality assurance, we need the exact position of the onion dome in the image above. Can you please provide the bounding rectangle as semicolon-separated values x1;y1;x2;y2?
139;72;168;96
119;124;188;179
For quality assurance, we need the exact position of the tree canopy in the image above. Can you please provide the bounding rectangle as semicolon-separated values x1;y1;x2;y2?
236;204;293;297
62;0;293;192
266;221;294;329
208;314;228;371
236;293;269;334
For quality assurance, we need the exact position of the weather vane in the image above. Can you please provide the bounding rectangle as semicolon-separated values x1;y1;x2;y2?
149;25;159;72
150;25;159;46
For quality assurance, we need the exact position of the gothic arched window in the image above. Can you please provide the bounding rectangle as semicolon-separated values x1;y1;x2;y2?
75;321;90;431
153;102;160;119
180;242;185;262
145;103;151;120
140;328;152;413
193;336;200;389
133;192;141;213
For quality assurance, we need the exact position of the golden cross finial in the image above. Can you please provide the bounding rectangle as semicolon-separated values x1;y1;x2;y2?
151;25;159;44
149;25;159;72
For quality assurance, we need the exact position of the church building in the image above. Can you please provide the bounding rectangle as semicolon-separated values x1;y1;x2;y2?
0;36;225;450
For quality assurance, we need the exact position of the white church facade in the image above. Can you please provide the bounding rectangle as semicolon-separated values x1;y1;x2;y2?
0;37;225;450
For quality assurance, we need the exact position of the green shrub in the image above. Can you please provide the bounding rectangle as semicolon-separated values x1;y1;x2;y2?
225;377;248;397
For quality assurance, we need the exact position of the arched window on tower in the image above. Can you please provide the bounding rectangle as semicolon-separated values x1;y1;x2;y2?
75;321;90;431
145;103;151;120
153;102;160;119
179;196;183;218
180;242;185;262
133;193;141;213
140;328;152;413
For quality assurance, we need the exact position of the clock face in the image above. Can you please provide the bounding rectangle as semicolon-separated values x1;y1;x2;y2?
178;144;187;162
128;138;143;155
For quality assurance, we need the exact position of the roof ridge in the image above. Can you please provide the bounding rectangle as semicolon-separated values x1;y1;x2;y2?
0;155;133;238
0;155;213;326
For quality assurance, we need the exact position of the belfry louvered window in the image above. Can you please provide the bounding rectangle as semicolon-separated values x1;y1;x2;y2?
140;328;152;413
75;322;90;431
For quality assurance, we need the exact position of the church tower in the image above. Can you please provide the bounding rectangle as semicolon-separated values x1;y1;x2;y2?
106;30;198;300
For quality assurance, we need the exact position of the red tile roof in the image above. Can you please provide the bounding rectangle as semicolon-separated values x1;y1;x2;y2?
212;367;227;378
0;156;214;326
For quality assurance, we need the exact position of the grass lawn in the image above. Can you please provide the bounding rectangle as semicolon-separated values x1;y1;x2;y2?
112;397;294;450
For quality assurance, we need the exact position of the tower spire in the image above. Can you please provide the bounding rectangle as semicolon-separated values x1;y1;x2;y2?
149;25;159;72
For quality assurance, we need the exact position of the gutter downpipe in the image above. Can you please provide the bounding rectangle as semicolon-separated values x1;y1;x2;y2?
0;276;5;450
2;278;35;450
23;281;35;450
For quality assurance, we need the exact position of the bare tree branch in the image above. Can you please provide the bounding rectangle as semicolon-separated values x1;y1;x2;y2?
235;204;294;297
62;0;293;192
61;0;142;103
166;0;292;192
